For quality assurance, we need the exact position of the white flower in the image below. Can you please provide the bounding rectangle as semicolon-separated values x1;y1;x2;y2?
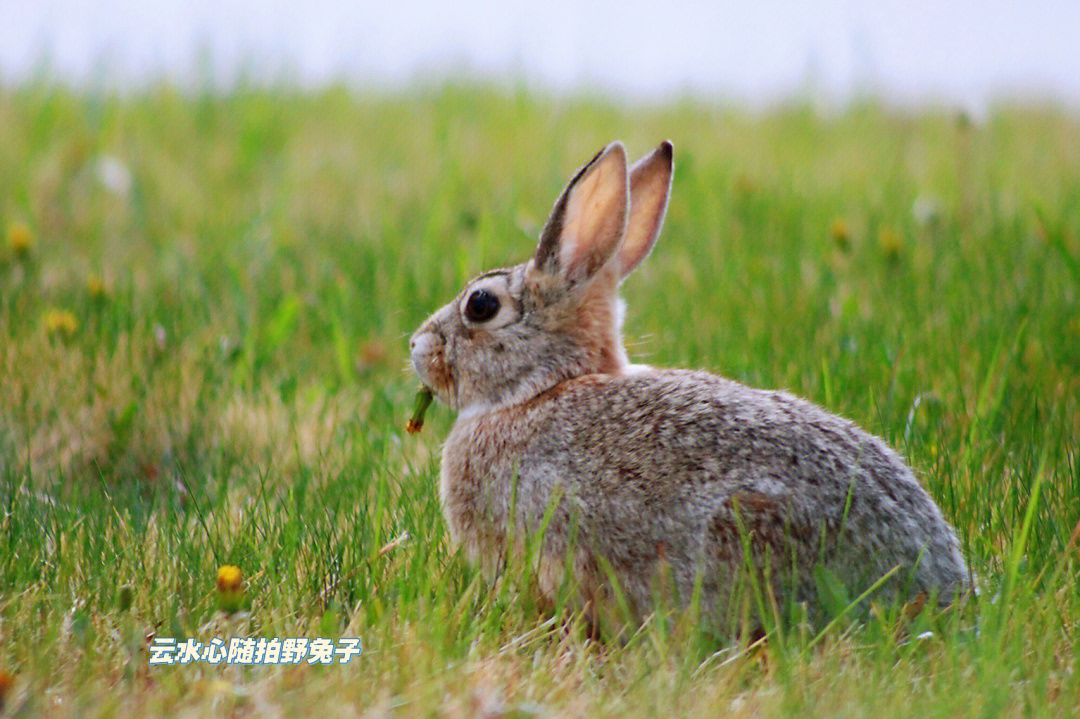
912;195;942;228
95;155;133;196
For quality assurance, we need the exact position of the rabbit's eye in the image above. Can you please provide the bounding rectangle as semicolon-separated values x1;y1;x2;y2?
464;289;500;323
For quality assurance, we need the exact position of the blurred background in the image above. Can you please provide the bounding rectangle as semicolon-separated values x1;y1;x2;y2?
4;0;1080;109
1;0;1077;502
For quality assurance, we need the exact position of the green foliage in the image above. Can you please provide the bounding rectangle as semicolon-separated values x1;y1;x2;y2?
0;82;1077;716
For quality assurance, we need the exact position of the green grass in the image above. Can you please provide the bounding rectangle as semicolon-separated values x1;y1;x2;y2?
0;82;1078;716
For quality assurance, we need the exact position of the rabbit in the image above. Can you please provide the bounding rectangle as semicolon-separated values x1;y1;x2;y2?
409;141;970;633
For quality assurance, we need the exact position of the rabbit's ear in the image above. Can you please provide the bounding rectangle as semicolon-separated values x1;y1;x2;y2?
618;141;673;279
533;142;629;285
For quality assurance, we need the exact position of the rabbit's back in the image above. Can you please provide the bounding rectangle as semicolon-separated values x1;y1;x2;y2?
443;368;968;622
419;142;969;629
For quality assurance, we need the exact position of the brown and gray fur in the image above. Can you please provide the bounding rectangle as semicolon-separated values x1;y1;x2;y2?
410;141;969;632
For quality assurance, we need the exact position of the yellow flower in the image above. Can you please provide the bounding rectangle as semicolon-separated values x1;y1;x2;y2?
878;226;903;261
87;274;109;300
216;565;244;613
829;218;851;251
216;565;243;593
7;222;33;257
44;309;78;338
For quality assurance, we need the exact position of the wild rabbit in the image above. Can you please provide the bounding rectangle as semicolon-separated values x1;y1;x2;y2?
410;141;969;633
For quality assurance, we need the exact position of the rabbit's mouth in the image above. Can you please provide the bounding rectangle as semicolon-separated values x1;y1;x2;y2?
409;331;456;407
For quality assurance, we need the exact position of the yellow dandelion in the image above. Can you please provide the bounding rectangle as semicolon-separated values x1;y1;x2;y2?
878;226;904;261
86;274;109;300
829;218;851;251
7;222;33;257
216;565;244;613
216;565;243;593
44;309;78;338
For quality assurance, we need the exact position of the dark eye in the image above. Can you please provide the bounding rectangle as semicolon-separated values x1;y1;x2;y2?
464;288;500;323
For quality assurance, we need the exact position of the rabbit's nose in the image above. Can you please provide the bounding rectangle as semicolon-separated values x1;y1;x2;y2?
410;319;438;350
409;330;441;362
410;328;432;354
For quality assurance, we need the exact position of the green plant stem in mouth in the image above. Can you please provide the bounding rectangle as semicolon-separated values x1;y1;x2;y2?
406;385;435;434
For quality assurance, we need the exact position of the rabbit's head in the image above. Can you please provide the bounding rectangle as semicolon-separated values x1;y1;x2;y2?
410;141;673;415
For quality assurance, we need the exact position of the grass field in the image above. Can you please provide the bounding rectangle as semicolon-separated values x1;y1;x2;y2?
0;82;1078;717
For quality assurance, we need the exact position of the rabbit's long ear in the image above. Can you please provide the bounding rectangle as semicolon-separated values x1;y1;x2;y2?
618;141;673;279
533;142;629;285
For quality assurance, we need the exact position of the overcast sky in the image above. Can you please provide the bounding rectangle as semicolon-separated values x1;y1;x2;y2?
3;0;1079;105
